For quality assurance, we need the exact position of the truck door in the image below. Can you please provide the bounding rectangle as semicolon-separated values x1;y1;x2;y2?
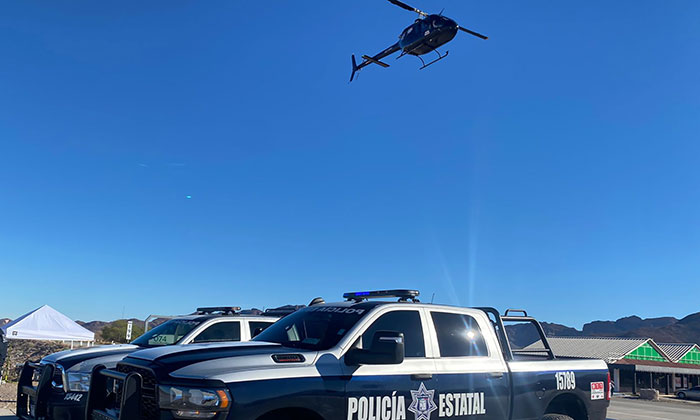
344;309;438;420
428;311;510;420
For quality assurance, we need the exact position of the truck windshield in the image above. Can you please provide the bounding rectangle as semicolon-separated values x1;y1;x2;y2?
253;306;368;351
132;319;201;347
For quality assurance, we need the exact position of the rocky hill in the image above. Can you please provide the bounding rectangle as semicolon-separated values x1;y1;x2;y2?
76;320;109;333
582;315;678;336
76;318;152;342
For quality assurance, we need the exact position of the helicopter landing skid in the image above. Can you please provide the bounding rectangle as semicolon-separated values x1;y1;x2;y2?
418;49;449;70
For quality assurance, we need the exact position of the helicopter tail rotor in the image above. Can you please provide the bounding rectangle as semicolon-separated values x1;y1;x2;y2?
350;54;360;82
458;26;488;40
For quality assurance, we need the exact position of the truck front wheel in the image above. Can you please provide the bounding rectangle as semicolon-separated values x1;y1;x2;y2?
542;415;574;420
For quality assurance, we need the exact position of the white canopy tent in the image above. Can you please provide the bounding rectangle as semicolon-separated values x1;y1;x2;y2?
1;305;94;347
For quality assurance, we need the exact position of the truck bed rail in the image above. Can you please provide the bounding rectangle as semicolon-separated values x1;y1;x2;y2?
477;307;556;361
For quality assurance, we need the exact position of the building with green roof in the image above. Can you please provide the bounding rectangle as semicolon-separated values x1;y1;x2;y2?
525;337;700;394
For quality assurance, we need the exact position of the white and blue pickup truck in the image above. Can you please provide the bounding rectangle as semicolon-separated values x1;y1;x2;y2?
87;290;610;420
16;307;282;420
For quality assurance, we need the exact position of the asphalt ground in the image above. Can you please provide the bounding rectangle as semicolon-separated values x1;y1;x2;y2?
607;397;700;420
1;397;698;420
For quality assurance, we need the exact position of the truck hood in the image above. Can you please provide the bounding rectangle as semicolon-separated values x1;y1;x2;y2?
125;341;326;383
42;344;140;371
127;341;279;362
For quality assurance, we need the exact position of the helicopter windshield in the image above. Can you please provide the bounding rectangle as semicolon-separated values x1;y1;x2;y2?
399;22;423;44
399;26;413;41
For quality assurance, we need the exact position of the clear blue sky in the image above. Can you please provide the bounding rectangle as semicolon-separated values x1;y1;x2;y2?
1;1;699;328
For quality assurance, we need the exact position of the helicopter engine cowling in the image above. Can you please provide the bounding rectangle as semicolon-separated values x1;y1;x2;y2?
398;15;458;56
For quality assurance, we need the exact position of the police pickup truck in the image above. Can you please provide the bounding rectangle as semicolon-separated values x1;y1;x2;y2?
86;291;610;420
17;307;281;420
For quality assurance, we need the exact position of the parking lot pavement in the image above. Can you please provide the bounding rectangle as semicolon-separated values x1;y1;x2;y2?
608;397;700;420
0;408;15;419
2;399;696;420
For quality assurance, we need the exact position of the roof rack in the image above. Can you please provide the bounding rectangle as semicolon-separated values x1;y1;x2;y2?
196;307;241;315
343;289;420;303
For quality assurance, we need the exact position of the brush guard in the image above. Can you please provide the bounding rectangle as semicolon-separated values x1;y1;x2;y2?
85;365;142;420
16;361;56;420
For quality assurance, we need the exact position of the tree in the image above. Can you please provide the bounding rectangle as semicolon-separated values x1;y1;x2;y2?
100;320;144;344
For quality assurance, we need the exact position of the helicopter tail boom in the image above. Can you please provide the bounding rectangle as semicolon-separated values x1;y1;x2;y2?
361;55;390;68
350;43;401;82
350;54;390;82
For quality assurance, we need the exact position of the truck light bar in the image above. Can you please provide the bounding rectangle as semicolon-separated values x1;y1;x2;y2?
343;289;420;303
264;305;305;317
196;307;242;315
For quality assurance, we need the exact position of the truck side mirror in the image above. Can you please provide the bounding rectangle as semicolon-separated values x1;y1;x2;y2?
345;331;405;366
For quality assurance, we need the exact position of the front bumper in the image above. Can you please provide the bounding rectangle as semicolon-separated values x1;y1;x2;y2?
17;361;54;420
87;365;230;420
47;392;88;420
16;361;89;420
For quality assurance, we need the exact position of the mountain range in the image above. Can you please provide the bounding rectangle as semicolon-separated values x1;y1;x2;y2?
507;312;700;348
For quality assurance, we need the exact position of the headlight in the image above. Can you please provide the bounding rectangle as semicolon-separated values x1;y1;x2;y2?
158;386;231;419
66;372;92;392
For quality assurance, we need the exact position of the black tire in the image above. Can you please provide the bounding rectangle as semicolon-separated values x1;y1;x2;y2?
677;392;686;399
542;415;574;420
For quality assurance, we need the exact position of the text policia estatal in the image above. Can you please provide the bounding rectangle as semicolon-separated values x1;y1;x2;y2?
347;391;486;420
438;392;487;417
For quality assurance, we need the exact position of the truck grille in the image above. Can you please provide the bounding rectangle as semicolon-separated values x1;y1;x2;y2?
116;364;159;420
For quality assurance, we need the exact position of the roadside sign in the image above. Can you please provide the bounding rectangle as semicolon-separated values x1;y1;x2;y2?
126;320;133;341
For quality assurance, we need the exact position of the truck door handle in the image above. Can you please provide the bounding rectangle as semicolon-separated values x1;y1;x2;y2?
488;372;504;379
411;374;433;380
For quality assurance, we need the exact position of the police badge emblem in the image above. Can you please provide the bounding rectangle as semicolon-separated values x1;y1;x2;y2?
408;382;438;420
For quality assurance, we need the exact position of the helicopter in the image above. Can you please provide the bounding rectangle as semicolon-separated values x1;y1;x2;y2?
350;0;488;81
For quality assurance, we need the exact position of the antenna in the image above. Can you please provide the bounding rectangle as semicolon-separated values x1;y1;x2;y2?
430;293;435;304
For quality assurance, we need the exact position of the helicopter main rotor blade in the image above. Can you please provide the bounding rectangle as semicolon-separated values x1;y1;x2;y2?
458;26;488;40
387;0;427;17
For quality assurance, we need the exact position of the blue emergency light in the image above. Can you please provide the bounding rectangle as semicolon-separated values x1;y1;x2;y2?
196;307;242;315
343;289;420;302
